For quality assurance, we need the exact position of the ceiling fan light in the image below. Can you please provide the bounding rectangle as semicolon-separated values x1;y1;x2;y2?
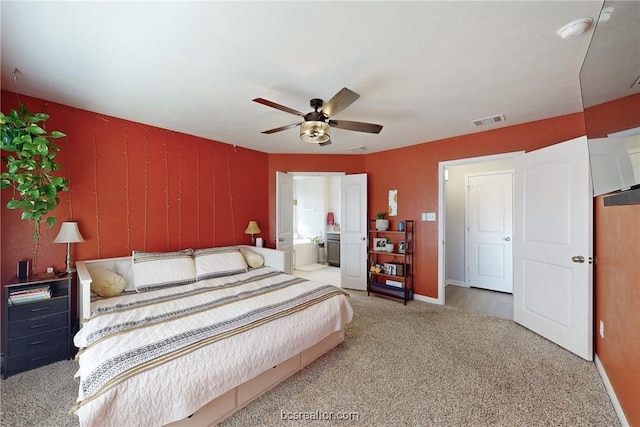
300;121;330;143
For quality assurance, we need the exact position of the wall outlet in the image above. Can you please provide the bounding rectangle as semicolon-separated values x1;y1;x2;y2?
426;212;436;221
599;320;605;338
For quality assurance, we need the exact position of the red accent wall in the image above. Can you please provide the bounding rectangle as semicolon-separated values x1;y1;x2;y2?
584;93;640;138
1;91;269;283
594;198;640;425
586;93;640;426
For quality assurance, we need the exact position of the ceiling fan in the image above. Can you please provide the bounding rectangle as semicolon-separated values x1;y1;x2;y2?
253;87;383;147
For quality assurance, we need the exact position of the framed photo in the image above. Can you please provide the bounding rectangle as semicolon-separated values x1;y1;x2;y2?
383;263;397;275
373;238;387;251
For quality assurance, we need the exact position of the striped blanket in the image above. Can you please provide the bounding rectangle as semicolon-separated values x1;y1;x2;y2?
73;267;352;427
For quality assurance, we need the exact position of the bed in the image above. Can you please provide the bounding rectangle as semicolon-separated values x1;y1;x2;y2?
73;245;353;427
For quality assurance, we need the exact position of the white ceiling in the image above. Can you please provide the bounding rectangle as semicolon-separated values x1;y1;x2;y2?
0;1;617;154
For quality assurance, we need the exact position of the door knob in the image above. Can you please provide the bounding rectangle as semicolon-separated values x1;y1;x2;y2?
361;237;366;241
571;255;585;263
503;237;511;241
278;237;284;242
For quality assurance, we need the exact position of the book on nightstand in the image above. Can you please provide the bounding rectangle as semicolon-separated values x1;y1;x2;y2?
8;286;51;305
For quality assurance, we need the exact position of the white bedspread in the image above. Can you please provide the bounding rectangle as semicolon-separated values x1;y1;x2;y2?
72;267;353;427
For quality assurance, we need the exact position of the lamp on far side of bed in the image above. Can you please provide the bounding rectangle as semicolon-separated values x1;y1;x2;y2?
244;221;261;245
53;221;85;272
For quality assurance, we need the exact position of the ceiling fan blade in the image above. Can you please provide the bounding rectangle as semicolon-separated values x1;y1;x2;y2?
328;119;383;134
321;88;360;118
319;139;332;147
261;122;301;134
253;98;305;117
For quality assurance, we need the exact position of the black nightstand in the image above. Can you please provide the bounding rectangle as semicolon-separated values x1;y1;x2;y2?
1;274;73;379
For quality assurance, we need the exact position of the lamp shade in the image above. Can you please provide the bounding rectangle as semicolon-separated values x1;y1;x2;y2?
300;121;330;143
244;221;261;235
53;222;85;243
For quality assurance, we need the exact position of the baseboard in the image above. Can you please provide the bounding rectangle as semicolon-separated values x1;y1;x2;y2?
413;293;440;305
445;280;467;287
595;354;629;426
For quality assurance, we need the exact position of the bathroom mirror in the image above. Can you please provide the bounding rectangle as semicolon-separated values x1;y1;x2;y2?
580;0;640;197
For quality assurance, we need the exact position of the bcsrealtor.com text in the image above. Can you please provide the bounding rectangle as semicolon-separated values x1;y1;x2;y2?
281;410;360;421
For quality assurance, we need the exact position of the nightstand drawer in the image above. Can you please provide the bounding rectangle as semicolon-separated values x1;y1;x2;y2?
5;342;69;377
8;312;68;339
8;327;69;355
8;297;68;322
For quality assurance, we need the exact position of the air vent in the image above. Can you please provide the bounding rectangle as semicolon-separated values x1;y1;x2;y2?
472;114;506;127
349;145;367;153
631;75;640;88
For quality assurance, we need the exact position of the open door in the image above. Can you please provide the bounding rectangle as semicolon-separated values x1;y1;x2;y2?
276;171;294;274
340;173;368;290
514;136;593;360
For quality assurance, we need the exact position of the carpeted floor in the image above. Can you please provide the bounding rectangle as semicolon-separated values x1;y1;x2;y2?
0;290;620;427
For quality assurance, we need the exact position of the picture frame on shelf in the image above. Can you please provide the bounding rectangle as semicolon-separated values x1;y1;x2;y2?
383;263;397;275
373;238;387;251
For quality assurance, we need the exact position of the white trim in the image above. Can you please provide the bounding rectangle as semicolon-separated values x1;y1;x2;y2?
445;280;467;287
437;151;524;305
413;293;440;305
595;354;630;426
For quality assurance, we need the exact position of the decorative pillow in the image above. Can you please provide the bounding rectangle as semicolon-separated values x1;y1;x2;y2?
193;246;248;281
90;268;126;297
240;248;264;269
132;249;196;292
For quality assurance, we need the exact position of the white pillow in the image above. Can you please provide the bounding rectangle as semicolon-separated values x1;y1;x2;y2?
240;248;265;269
90;268;126;297
132;249;196;292
193;247;248;281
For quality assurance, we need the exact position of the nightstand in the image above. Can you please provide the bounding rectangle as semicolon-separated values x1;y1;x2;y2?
1;274;73;379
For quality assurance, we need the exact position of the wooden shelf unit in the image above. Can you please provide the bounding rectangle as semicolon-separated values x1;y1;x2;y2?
367;219;414;305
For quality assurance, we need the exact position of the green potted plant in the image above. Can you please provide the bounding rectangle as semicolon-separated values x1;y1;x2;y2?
1;104;69;274
385;237;394;253
375;212;389;231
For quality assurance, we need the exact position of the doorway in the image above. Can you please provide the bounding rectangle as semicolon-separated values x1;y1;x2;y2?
290;173;343;271
277;172;368;290
465;171;513;293
438;152;522;305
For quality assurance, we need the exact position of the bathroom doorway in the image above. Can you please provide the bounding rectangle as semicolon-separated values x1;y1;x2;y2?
290;173;343;282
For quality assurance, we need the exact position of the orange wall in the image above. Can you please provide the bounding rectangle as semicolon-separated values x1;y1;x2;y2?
1;92;269;283
594;198;640;425
586;93;640;426
584;93;640;138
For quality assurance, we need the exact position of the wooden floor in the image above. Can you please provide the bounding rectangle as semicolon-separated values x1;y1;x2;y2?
445;284;513;320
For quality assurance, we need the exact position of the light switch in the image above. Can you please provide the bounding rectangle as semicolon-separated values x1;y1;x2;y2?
421;212;427;221
426;212;436;221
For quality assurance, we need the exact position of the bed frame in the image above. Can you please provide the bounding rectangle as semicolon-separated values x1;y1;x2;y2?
75;246;345;426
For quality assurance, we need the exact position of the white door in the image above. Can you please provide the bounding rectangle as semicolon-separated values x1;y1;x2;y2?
340;173;368;290
276;171;294;274
466;171;513;293
514;136;593;360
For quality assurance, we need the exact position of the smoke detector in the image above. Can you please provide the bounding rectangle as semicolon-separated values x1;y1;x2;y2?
557;18;593;39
